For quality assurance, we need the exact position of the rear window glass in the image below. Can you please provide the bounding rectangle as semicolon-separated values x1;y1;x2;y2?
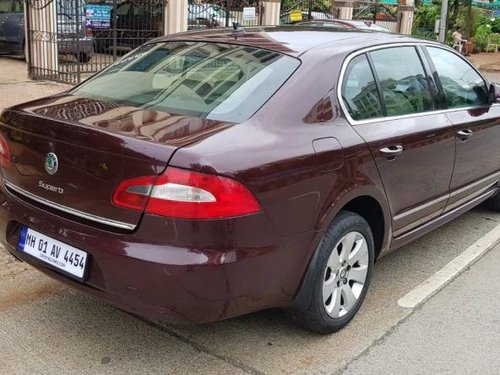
72;42;300;123
342;54;383;121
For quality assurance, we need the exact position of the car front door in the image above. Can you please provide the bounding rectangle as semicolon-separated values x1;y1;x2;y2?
425;46;500;213
340;46;455;237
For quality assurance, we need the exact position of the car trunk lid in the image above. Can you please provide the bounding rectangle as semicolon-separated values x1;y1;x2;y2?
0;94;230;229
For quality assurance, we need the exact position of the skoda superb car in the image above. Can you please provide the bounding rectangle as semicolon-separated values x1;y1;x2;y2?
0;27;499;334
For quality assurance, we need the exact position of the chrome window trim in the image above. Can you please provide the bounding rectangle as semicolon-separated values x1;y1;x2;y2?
336;42;496;126
4;181;136;231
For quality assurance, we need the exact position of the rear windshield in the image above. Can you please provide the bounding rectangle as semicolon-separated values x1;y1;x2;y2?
72;42;300;122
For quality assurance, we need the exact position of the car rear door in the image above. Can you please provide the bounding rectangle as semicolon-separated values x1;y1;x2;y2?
425;46;500;212
340;45;455;237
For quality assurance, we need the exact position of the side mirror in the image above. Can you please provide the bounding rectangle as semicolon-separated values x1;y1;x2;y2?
489;83;500;104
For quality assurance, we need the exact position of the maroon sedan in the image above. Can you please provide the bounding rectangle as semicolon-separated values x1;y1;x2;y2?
1;27;499;334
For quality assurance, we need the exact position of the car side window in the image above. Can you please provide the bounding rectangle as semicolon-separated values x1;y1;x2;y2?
427;47;489;109
341;54;383;121
369;47;435;117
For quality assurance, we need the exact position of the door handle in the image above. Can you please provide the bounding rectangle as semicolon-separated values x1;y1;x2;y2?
457;129;473;141
380;145;403;160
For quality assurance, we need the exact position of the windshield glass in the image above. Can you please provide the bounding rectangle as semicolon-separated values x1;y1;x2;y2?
72;42;300;123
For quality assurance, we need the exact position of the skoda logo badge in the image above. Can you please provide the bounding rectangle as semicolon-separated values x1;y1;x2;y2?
45;152;59;175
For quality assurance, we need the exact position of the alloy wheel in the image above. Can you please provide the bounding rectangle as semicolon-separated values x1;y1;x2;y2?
322;231;369;318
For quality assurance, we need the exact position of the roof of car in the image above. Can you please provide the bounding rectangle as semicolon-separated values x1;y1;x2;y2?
157;26;437;57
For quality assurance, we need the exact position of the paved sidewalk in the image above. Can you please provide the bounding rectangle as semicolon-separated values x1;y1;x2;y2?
0;56;71;112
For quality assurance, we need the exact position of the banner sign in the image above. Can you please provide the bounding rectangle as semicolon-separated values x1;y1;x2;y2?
85;4;113;29
243;7;256;21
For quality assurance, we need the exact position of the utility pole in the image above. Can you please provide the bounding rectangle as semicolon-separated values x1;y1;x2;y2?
466;0;473;38
438;0;448;43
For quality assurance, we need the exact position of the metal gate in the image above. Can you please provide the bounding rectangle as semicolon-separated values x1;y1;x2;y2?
26;0;165;84
352;2;399;31
187;0;264;30
280;0;333;24
278;0;400;31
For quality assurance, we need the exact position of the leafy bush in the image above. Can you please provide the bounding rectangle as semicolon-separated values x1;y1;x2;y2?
473;17;500;52
477;17;500;33
493;19;500;34
487;33;500;49
413;28;437;40
412;4;440;33
412;3;499;52
474;24;492;51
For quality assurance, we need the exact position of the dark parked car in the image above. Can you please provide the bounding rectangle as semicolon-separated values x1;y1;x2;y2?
1;27;499;334
0;0;94;62
89;0;163;54
89;1;221;53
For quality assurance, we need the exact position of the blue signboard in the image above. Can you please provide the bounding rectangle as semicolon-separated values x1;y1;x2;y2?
85;4;112;29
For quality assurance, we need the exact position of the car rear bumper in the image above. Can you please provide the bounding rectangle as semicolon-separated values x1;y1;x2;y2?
0;185;319;324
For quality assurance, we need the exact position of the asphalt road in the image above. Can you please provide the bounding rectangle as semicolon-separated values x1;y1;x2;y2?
1;206;500;374
343;244;500;375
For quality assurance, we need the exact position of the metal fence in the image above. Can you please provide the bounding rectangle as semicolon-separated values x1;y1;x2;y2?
187;0;263;30
278;0;399;31
280;0;334;24
352;2;398;32
27;0;165;84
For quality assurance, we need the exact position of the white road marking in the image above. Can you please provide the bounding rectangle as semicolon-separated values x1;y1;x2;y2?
398;222;500;308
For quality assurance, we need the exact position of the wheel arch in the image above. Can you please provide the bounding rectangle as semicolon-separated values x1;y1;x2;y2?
342;195;386;261
319;187;392;261
289;190;391;311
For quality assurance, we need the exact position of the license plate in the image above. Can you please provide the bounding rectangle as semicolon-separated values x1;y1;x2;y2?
17;226;88;280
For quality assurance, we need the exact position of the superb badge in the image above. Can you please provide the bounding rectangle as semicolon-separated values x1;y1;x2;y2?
45;152;59;175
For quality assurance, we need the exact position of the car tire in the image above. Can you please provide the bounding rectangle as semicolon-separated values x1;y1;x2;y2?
287;210;374;334
76;52;91;63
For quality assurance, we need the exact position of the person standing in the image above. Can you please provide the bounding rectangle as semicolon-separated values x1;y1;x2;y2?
452;26;467;54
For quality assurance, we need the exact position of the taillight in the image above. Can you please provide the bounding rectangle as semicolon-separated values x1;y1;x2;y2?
112;167;261;219
112;176;155;212
0;135;11;169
